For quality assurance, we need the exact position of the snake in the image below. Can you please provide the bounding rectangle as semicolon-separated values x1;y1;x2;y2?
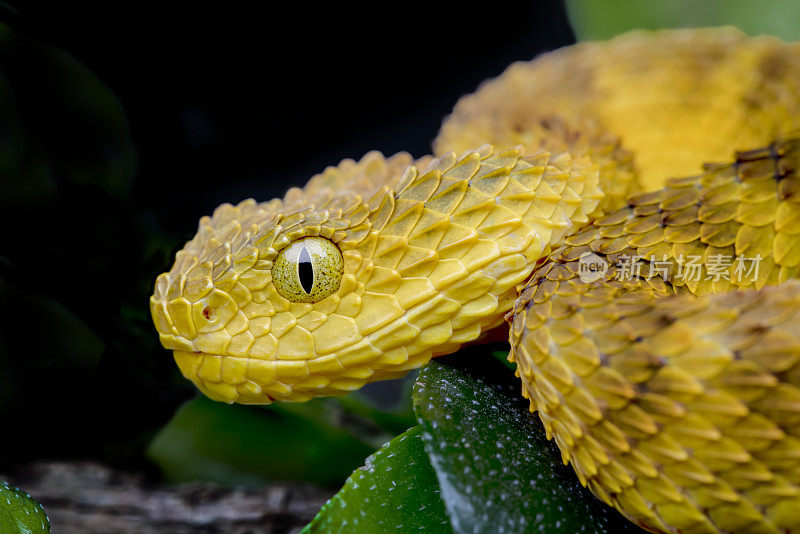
150;27;800;533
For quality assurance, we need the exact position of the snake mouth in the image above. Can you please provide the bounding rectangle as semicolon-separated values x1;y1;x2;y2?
173;350;231;402
173;350;285;404
173;350;212;376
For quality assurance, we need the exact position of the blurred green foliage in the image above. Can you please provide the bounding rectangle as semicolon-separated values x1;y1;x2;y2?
566;0;800;41
148;379;417;487
148;397;375;486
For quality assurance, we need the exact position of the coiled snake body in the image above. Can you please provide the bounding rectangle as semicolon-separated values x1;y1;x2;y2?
151;28;800;533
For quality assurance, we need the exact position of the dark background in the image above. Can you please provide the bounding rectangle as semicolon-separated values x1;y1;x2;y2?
0;0;573;473
13;0;575;228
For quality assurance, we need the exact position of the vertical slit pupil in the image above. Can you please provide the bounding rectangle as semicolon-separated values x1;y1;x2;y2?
298;247;314;294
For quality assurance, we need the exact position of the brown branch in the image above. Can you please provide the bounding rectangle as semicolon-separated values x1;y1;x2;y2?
2;462;334;534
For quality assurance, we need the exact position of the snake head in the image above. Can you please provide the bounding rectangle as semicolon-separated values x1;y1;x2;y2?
151;148;602;404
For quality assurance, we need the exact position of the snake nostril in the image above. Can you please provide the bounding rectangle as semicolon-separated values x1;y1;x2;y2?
202;307;214;321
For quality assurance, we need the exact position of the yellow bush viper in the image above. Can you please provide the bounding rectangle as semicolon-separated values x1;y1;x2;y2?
151;28;800;533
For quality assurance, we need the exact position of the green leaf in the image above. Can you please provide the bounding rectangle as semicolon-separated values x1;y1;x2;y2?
147;396;377;487
413;351;644;533
565;0;800;42
0;482;49;534
303;426;451;533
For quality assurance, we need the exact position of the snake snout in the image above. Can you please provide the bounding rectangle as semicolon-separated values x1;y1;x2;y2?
151;280;271;403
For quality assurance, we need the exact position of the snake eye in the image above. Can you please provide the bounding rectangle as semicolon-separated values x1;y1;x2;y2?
272;237;344;303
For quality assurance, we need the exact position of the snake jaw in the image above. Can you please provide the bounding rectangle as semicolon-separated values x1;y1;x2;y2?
172;351;232;402
172;351;278;404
